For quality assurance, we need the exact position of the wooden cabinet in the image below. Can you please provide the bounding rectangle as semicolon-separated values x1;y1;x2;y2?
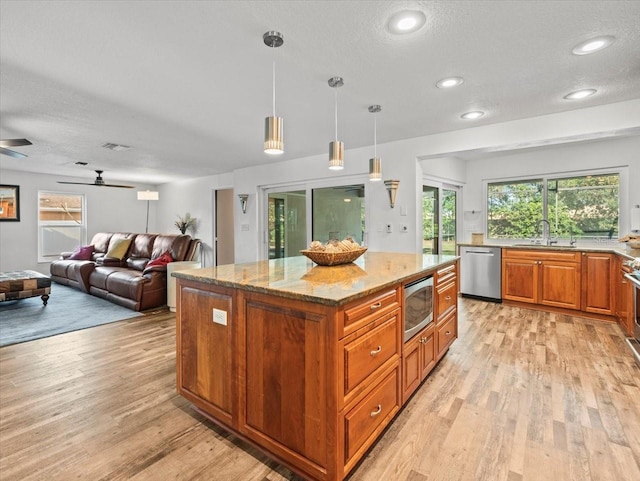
402;323;435;403
616;259;634;336
581;252;615;315
502;249;581;310
176;259;458;481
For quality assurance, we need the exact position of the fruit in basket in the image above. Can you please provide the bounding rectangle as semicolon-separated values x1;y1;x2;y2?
306;237;360;253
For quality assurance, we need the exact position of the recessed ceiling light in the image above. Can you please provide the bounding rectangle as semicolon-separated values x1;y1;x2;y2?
563;89;597;100
461;111;484;120
388;10;426;35
436;77;464;88
572;36;615;55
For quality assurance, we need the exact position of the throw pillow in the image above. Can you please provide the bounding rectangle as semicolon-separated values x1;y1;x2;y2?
146;251;174;268
105;238;132;260
68;245;94;260
143;251;174;274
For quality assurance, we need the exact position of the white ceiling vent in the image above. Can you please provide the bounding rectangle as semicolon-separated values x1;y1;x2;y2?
101;142;131;151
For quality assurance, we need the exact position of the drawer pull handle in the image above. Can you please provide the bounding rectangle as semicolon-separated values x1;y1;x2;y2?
370;346;382;356
445;330;452;336
370;301;382;310
445;295;452;301
370;404;382;417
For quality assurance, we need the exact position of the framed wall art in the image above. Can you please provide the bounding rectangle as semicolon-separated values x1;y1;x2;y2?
0;185;20;221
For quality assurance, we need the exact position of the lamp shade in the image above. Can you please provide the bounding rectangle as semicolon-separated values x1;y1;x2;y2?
329;141;344;170
264;116;284;154
137;191;159;201
369;158;382;181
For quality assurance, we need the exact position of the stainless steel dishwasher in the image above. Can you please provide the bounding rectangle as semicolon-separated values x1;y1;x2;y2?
459;246;502;302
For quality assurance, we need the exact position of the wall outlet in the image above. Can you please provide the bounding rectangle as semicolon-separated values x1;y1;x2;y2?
386;224;392;233
213;308;227;326
400;224;408;233
241;224;250;231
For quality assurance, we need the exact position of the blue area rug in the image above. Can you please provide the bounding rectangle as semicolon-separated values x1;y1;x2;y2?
0;283;143;347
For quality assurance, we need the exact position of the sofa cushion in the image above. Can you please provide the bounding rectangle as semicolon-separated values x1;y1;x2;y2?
129;234;157;259
152;235;191;261
106;238;132;260
90;232;114;255
68;245;94;260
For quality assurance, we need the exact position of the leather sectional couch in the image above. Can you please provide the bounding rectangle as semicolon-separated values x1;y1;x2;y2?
50;232;200;311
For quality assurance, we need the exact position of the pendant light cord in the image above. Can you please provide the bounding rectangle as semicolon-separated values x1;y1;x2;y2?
272;59;276;117
374;114;377;158
334;88;338;141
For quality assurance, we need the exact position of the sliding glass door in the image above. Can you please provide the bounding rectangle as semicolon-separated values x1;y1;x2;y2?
267;190;306;259
422;184;459;255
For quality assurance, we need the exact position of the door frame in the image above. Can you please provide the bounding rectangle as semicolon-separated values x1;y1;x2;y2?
421;178;462;255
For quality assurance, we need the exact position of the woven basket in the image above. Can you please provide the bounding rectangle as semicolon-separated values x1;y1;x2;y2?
300;247;367;266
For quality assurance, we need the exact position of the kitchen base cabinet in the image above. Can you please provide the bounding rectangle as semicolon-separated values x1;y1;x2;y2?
176;257;459;481
402;323;435;403
581;252;615;315
502;249;581;310
616;258;634;336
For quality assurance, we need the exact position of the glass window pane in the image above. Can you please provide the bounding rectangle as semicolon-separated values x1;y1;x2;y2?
441;189;457;255
487;180;543;239
39;192;83;223
268;191;306;259
41;226;82;257
422;187;438;254
312;184;365;245
547;174;619;240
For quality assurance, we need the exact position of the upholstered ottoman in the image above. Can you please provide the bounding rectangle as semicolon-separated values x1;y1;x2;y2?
0;270;51;306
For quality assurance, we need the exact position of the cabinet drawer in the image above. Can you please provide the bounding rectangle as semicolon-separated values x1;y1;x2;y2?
344;367;400;464
436;262;457;286
343;288;400;337
436;281;456;320
503;248;581;263
343;312;399;395
437;309;457;357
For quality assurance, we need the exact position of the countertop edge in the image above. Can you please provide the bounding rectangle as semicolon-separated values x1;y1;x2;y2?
173;255;459;307
457;243;639;260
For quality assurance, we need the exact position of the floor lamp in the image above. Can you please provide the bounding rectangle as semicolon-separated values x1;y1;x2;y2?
137;191;159;233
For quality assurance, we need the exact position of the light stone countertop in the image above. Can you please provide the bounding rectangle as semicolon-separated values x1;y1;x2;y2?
457;243;640;261
172;251;459;306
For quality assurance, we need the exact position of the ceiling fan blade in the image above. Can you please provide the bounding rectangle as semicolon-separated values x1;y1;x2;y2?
0;146;28;158
102;183;135;189
57;181;134;189
0;138;32;147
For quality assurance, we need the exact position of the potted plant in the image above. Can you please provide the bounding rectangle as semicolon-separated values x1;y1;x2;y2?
175;213;196;235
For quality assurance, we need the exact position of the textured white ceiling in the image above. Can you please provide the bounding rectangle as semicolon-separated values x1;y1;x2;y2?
1;0;639;184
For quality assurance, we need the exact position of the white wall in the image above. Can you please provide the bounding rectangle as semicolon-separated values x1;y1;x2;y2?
463;135;640;243
223;100;639;263
0;169;157;272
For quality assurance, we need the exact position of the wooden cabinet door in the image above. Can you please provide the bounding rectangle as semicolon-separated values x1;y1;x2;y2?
177;283;234;425
419;325;436;379
617;268;634;336
502;257;538;303
581;252;614;315
402;333;421;403
539;261;581;310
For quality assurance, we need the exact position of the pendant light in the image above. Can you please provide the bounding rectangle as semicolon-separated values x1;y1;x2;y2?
328;76;344;170
263;31;284;155
368;105;382;181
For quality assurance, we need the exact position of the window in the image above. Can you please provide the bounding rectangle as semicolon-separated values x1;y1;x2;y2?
312;184;365;245
487;172;619;241
422;184;459;255
38;191;86;261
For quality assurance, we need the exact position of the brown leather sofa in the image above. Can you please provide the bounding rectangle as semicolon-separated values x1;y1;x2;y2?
50;232;200;311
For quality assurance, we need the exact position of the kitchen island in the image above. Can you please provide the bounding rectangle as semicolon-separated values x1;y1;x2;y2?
173;252;459;481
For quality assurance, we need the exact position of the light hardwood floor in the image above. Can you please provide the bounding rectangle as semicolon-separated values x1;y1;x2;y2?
1;299;639;481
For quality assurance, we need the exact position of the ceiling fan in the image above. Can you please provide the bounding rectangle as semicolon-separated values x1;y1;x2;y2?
0;138;32;158
57;170;134;189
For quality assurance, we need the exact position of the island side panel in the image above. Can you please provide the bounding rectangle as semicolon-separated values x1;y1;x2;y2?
176;279;235;427
238;289;338;481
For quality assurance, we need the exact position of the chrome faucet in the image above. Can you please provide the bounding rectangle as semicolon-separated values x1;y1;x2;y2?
536;219;551;245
